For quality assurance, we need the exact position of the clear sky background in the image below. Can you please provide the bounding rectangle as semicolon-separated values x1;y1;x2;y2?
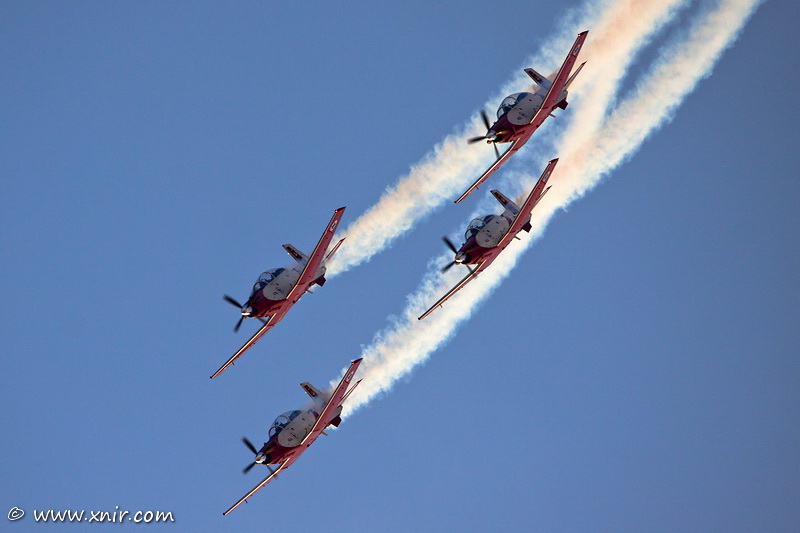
2;1;798;531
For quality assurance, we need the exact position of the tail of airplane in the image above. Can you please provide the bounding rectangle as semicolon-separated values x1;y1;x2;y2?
492;189;534;232
283;244;308;263
524;67;552;90
491;189;521;214
300;376;361;428
301;382;329;404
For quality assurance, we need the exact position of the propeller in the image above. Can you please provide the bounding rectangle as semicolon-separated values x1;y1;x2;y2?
440;236;461;273
467;110;503;159
467;110;493;143
440;236;476;274
223;294;245;333
242;437;258;474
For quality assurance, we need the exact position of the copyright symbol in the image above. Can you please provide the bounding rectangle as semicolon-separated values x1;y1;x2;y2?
7;507;24;521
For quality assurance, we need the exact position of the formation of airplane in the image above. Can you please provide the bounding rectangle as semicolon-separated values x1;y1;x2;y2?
213;30;589;516
456;30;587;203
419;159;558;320
223;358;362;515
211;207;346;379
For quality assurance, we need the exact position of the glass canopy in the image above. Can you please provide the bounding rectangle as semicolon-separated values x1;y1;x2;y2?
269;409;301;438
252;267;286;294
465;215;495;241
496;92;529;119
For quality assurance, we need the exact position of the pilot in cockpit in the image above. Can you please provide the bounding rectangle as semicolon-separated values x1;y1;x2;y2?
497;92;529;119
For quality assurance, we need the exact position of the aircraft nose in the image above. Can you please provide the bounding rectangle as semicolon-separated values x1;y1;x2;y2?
241;306;253;317
486;130;497;142
255;453;266;464
455;252;467;264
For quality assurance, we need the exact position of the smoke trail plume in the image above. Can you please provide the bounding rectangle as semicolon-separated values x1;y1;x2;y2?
327;0;686;276
338;0;762;416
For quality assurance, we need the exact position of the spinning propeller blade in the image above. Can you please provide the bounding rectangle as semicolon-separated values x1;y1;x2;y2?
440;235;468;273
241;436;259;474
442;235;459;254
480;109;491;130
223;295;243;309
242;437;258;455
224;294;246;333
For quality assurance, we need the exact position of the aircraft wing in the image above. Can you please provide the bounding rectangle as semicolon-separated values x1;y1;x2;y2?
284;207;346;303
221;359;362;514
455;139;523;204
223;457;297;516
495;159;558;252
418;262;493;320
527;31;588;130
298;358;362;448
210;312;283;379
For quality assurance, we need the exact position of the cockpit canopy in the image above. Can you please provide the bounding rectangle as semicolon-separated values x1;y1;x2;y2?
269;409;301;438
465;215;495;241
497;92;530;119
252;267;285;294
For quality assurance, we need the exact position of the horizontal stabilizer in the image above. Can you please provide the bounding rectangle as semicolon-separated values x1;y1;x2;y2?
282;244;307;263
300;382;327;403
524;67;552;90
490;189;520;214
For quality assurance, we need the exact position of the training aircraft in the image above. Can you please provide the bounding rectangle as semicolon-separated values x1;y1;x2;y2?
223;358;363;515
419;159;558;320
211;207;346;379
455;31;587;204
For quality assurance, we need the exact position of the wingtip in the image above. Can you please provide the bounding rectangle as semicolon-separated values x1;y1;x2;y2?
579;30;589;36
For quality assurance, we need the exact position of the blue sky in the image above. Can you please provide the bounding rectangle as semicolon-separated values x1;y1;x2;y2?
2;1;798;531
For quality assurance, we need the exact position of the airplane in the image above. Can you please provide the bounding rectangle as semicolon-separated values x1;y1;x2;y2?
455;30;587;204
211;207;346;379
419;159;558;320
223;358;363;515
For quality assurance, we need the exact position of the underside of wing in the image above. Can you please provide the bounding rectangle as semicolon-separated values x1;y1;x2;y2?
418;264;487;320
222;461;289;516
210;313;281;379
456;140;521;204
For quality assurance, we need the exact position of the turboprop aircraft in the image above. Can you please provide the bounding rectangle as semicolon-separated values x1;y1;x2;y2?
223;358;363;515
420;159;558;320
211;207;346;379
455;30;587;203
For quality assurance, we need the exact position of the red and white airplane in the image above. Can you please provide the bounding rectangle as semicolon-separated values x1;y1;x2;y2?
223;358;363;515
420;159;558;320
211;207;346;379
455;31;587;204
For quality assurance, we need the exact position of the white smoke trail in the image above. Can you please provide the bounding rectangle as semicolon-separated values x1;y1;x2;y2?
338;0;762;416
326;0;684;277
